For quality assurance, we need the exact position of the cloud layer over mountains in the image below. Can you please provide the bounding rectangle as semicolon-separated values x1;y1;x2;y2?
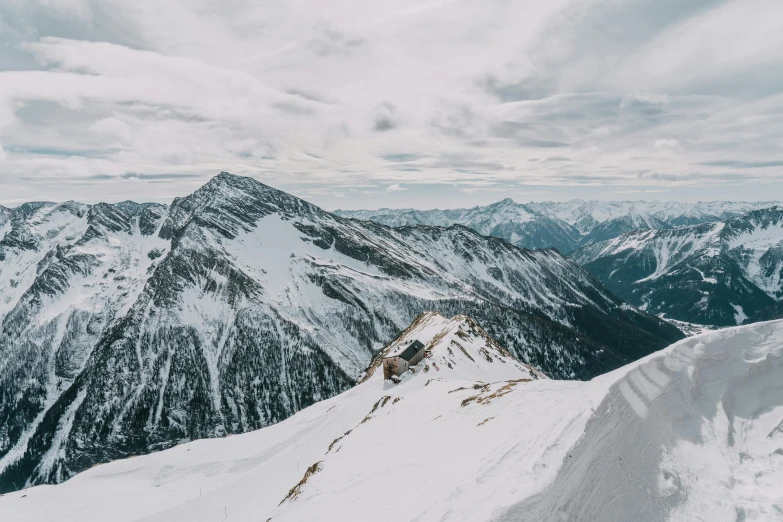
2;0;783;206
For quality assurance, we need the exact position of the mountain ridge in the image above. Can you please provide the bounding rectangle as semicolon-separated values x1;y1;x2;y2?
570;206;783;326
0;172;682;492
336;198;782;253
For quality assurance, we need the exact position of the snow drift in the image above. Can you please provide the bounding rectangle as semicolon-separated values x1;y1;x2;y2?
1;316;781;522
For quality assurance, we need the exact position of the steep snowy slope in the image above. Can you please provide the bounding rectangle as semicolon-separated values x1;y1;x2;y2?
571;207;783;326
2;317;780;522
0;202;90;318
0;201;169;483
0;173;682;492
0;206;11;239
335;198;581;253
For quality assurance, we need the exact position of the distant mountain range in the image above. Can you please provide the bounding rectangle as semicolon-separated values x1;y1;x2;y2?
335;199;581;253
337;199;783;328
335;199;781;253
570;206;783;326
0;173;681;492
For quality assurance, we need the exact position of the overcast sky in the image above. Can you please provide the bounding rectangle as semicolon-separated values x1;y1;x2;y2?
1;0;782;209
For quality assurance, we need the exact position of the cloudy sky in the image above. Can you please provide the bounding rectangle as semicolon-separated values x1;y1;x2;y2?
1;0;782;209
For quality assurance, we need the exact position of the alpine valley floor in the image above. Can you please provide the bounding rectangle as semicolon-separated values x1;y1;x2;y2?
1;313;781;522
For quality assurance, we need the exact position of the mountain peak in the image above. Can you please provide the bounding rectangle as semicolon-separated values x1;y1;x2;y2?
214;170;252;184
208;171;266;191
492;197;519;208
160;171;323;240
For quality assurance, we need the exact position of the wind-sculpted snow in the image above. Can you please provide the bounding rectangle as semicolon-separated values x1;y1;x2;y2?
1;318;779;522
0;173;681;492
571;206;783;326
499;320;783;522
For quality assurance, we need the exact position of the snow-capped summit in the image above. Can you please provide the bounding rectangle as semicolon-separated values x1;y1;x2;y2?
2;317;780;522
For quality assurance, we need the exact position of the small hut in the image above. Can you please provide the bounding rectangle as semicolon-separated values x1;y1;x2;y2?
383;340;426;380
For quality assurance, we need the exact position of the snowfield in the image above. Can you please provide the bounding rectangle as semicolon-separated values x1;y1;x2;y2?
1;315;781;522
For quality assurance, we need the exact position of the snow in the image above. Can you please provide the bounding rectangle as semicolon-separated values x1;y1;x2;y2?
633;223;724;283
0;221;10;243
185;209;615;377
727;217;783;297
372;312;545;382
2;318;782;522
34;388;88;483
659;316;717;336
335;199;541;231
732;303;748;325
213;214;473;374
4;176;692;489
0;204;170;479
529;200;782;231
0;203;90;318
573;207;783;307
688;264;718;284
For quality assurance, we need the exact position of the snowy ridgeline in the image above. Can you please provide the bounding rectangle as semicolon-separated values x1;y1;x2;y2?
335;199;783;254
2;315;781;522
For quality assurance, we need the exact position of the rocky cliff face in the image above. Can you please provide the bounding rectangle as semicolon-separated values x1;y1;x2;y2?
0;173;682;491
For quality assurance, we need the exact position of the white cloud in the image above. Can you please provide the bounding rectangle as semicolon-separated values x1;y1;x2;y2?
613;0;783;94
654;139;680;149
620;92;669;109
0;0;781;206
89;117;133;143
386;184;407;192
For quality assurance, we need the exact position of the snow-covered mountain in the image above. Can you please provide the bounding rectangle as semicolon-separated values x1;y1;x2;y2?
0;172;682;492
337;199;782;251
577;212;670;247
2;315;780;522
571;206;783;326
335;198;582;253
528;199;783;232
